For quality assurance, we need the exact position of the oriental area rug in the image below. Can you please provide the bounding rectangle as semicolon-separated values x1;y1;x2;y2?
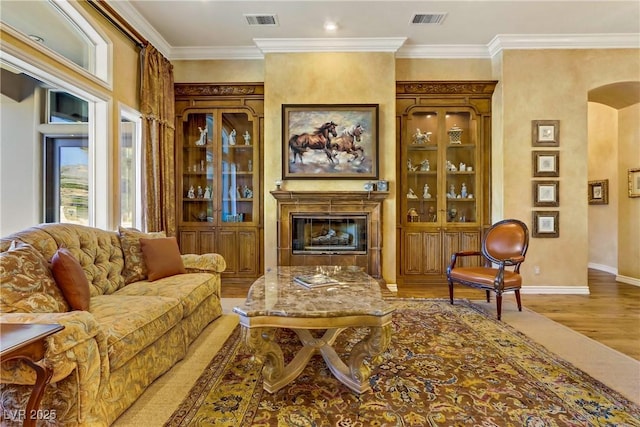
165;299;640;426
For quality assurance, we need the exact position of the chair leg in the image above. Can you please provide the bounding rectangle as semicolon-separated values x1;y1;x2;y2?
485;290;490;302
496;293;503;320
515;290;522;312
448;280;454;305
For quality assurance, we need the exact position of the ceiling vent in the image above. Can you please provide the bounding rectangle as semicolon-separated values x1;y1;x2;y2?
244;14;279;26
411;13;448;25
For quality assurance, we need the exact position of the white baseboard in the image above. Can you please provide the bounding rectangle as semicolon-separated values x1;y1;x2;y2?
520;286;590;295
616;275;640;287
588;262;617;275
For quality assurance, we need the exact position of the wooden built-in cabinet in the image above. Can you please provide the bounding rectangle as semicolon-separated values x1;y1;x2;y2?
175;83;264;284
396;81;497;285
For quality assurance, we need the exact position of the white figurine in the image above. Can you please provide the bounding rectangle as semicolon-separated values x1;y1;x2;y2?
203;186;211;199
195;127;207;146
407;188;418;199
243;185;253;199
197;185;203;198
447;184;457;199
412;128;432;144
461;183;468;198
407;159;418;171
243;131;251;145
229;129;237;145
420;159;430;171
187;186;195;199
423;184;431;199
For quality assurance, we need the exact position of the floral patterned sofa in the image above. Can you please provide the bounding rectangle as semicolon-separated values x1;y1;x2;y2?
0;223;226;426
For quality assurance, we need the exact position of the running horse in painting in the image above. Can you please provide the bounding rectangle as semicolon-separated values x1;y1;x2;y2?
289;121;338;164
330;123;365;162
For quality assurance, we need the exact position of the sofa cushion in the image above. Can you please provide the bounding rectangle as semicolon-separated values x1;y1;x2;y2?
118;227;166;284
51;248;91;311
0;242;70;313
89;294;183;370
114;273;216;317
140;237;186;281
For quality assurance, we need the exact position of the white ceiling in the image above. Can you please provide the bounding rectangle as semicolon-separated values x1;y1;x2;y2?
109;0;640;59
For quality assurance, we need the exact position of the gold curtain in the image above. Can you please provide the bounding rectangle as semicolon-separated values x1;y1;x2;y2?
140;45;176;235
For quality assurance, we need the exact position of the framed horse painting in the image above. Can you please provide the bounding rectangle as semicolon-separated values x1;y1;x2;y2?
282;104;379;179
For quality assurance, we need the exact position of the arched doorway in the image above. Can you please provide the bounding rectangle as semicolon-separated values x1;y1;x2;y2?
587;81;640;285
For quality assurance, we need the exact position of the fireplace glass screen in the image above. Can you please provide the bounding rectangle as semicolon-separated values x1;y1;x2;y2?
291;215;367;254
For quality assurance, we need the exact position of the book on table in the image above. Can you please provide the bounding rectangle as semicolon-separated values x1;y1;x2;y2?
293;274;340;288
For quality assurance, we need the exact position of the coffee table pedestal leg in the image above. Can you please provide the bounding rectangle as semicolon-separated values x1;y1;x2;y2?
243;324;392;394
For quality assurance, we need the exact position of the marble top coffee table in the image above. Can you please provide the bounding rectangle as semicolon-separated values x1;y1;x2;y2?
233;265;394;394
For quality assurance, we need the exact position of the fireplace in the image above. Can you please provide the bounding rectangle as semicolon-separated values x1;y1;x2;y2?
271;190;388;278
292;215;367;254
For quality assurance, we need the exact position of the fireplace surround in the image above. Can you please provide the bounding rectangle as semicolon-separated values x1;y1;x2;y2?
271;190;388;278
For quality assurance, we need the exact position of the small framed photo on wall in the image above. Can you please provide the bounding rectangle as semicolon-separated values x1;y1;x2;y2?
532;211;559;238
532;151;559;177
629;168;640;198
533;181;559;207
588;179;609;205
532;120;560;146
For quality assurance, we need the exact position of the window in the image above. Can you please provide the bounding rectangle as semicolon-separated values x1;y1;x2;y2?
44;136;89;224
119;105;143;228
0;0;109;83
48;90;89;123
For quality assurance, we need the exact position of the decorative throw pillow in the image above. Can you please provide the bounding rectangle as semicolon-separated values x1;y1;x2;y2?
140;237;186;281
118;227;166;284
51;248;91;311
0;241;70;313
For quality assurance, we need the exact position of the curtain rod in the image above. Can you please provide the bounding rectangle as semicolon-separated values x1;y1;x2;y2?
88;0;148;48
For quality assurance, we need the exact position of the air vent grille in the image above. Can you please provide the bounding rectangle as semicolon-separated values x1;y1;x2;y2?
244;14;279;26
411;13;447;25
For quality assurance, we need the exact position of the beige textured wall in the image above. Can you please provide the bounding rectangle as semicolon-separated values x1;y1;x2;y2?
396;58;493;80
264;52;397;280
587;103;618;271
500;49;640;288
618;103;640;279
173;60;264;82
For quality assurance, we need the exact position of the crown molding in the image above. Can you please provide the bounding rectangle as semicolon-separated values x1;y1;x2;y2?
106;1;172;58
253;37;407;54
488;33;640;57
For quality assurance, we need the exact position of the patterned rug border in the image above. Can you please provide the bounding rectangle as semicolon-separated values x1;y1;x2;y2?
166;298;640;426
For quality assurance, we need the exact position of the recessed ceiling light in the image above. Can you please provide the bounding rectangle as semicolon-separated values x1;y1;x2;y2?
324;21;338;31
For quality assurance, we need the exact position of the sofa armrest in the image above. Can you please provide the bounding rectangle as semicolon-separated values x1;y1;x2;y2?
181;253;227;273
0;311;107;383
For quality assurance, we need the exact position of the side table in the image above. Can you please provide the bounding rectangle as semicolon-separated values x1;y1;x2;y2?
1;323;64;427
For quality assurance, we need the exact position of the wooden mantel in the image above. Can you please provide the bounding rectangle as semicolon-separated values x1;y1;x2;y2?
270;190;389;202
271;190;389;278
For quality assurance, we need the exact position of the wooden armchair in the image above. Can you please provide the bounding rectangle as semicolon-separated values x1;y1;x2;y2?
446;219;529;320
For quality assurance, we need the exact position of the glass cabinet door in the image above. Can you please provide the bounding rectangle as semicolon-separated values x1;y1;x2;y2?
182;113;215;224
405;110;438;223
444;110;477;224
220;111;256;224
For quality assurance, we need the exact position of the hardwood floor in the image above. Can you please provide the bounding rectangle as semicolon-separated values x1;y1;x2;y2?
221;269;640;361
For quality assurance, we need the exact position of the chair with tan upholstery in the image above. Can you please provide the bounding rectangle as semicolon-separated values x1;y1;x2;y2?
446;219;529;320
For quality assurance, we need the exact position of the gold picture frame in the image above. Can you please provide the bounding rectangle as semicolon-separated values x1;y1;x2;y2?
629;168;640;198
588;179;609;205
533;180;559;207
532;211;559;238
282;104;379;179
532;151;559;177
532;120;559;146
